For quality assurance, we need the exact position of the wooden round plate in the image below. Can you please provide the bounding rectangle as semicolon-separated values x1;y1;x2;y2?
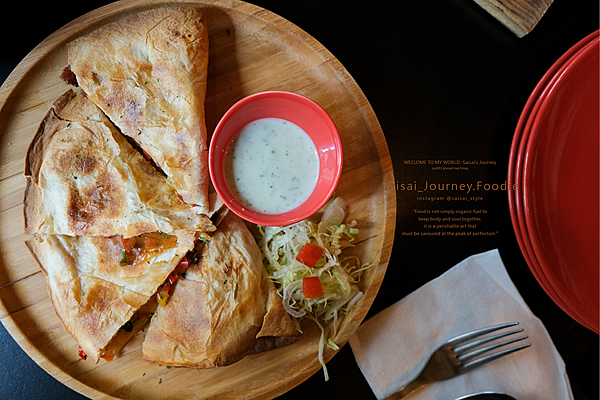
0;0;395;398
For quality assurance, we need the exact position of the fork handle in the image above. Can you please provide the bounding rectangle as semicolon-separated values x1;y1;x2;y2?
384;375;429;400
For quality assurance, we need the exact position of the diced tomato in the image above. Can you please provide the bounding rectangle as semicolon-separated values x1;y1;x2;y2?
296;243;324;268
116;235;136;253
142;149;152;161
78;346;87;360
302;276;324;298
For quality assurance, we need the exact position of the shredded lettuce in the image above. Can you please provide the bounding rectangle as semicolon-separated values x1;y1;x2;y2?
256;198;370;380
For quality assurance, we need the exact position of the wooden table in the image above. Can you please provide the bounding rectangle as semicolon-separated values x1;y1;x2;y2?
0;1;597;399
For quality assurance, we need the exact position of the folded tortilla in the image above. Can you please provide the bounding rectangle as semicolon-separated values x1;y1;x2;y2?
142;212;298;368
67;7;210;213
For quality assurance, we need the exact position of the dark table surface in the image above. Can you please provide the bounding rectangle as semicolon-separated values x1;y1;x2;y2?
1;1;598;399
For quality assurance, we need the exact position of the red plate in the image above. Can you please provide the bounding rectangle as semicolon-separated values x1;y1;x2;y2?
508;31;598;329
523;37;599;333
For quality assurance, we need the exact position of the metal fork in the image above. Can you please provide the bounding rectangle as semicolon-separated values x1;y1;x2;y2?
384;322;531;399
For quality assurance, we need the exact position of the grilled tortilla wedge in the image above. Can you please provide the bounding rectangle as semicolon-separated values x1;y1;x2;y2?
24;89;214;238
26;229;197;363
142;212;298;368
67;7;210;213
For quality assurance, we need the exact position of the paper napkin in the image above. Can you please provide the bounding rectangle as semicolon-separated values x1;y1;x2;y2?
349;249;573;400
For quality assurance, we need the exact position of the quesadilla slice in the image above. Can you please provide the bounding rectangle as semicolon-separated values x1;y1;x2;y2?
24;89;214;238
67;7;210;213
26;229;197;363
250;274;301;355
142;212;297;368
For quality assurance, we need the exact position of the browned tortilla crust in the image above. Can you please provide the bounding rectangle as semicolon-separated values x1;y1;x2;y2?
24;89;214;238
26;230;196;363
67;7;210;212
257;274;298;338
142;212;297;368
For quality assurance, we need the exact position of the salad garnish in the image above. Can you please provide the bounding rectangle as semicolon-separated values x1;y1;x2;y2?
256;197;371;380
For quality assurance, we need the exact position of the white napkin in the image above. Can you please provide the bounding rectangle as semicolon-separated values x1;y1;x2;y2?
349;249;573;400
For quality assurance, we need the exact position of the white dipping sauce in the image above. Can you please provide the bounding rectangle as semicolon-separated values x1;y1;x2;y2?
224;118;319;214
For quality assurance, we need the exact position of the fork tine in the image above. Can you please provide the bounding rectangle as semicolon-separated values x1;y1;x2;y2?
453;327;524;354
461;342;531;372
446;322;519;346
458;334;529;362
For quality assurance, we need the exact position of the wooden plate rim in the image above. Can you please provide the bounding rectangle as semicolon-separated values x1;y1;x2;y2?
0;0;396;398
